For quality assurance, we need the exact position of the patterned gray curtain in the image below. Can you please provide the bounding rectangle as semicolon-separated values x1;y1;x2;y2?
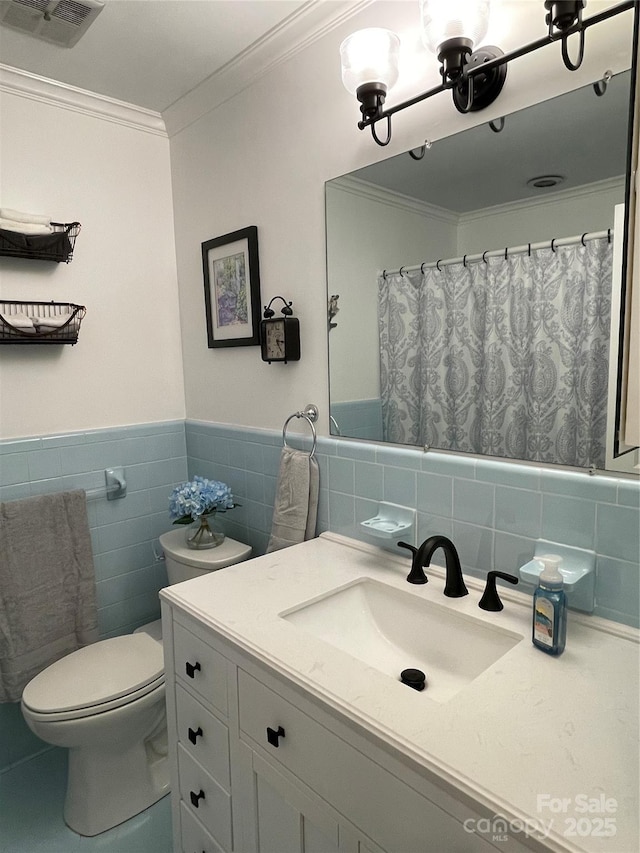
378;237;612;468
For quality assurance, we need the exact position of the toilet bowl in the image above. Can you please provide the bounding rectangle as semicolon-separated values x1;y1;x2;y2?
20;530;252;836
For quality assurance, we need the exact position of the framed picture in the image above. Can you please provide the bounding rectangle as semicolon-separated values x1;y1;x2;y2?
202;226;262;348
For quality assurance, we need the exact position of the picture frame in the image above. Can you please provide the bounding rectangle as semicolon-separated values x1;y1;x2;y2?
202;226;262;348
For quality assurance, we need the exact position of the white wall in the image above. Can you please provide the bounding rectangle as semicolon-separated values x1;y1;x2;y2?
169;0;633;436
0;86;185;439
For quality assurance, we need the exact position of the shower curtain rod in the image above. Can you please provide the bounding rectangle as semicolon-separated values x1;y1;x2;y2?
381;228;613;279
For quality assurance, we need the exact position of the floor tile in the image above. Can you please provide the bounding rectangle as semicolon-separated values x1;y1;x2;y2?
0;748;172;853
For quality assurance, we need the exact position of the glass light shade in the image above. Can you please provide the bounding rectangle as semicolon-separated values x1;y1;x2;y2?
420;0;490;54
340;28;400;95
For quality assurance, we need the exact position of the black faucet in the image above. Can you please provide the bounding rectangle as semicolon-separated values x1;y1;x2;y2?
398;536;468;597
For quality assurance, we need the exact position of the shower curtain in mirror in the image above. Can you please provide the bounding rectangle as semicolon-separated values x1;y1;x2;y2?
378;237;612;468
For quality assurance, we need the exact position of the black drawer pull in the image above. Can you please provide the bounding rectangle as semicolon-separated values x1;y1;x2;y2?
185;661;201;678
188;726;203;745
190;789;205;808
266;725;285;747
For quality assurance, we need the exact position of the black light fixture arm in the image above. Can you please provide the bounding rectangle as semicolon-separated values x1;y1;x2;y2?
263;296;294;319
357;0;633;145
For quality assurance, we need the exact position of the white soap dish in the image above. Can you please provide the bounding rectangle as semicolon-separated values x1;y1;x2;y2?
519;540;596;612
360;502;415;541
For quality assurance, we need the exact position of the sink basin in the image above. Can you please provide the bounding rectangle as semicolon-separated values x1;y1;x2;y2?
281;578;523;702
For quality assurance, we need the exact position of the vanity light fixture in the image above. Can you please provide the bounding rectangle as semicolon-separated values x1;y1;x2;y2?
340;0;634;146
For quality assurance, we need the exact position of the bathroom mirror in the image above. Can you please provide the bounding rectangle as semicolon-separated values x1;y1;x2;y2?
326;48;637;472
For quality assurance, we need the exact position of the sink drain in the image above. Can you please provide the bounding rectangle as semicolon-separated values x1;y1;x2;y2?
400;668;426;691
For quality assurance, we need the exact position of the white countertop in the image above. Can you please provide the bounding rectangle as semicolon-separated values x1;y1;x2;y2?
161;533;639;853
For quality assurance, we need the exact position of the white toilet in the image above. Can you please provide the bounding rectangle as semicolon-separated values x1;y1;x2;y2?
21;528;251;836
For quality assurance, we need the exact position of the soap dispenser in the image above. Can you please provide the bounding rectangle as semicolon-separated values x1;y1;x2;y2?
532;555;567;656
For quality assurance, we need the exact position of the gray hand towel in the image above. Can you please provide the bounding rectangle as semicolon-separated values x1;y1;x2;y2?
266;447;319;553
0;490;99;703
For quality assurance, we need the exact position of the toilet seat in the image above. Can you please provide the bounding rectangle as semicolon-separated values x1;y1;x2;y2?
22;633;164;720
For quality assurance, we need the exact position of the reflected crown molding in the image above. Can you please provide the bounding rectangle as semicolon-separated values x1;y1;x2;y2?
460;175;626;225
330;175;459;225
0;63;166;137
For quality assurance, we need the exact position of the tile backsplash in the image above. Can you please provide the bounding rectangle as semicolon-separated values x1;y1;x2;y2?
1;417;638;773
185;419;639;629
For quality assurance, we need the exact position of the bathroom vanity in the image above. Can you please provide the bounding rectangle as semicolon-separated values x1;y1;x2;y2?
160;533;639;853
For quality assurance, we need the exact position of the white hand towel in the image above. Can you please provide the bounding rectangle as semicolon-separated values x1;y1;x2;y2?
0;208;52;226
266;447;319;553
33;314;72;329
0;218;53;235
0;313;36;332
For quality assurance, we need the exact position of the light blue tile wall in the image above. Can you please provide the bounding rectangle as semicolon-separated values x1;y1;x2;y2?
0;420;188;773
330;399;383;441
2;417;638;773
185;420;640;630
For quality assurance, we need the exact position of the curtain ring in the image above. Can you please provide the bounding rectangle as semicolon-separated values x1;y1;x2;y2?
581;233;588;246
383;270;387;280
436;259;442;272
551;238;557;253
504;247;508;261
399;266;406;277
463;254;467;267
528;243;531;256
420;262;426;274
482;250;488;264
607;229;612;244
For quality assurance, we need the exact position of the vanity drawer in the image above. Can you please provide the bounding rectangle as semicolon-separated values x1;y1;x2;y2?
174;621;228;716
178;744;232;852
238;670;499;853
180;802;226;853
177;684;230;791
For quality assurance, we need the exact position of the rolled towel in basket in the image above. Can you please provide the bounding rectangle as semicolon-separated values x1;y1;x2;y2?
0;312;36;332
33;313;73;329
0;218;52;235
0;208;52;226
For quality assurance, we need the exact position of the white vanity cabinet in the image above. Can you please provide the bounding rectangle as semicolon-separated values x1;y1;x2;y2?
162;604;531;853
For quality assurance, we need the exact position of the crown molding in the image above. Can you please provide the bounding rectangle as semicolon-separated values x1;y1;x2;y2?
0;63;167;137
459;176;626;225
162;0;374;138
330;175;459;225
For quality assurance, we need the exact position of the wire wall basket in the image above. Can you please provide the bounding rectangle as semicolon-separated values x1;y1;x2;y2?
0;300;86;345
0;222;81;263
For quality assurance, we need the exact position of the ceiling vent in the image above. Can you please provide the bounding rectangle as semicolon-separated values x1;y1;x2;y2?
0;0;104;48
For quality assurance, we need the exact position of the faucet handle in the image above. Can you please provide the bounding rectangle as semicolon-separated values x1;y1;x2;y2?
397;541;428;585
397;541;416;556
479;571;519;611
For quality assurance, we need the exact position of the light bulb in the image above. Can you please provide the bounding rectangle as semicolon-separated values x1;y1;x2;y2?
420;0;491;56
340;28;400;96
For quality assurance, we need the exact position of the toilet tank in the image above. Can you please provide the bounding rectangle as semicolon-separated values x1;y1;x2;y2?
159;528;252;585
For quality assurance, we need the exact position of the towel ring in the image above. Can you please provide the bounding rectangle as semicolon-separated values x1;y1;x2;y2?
282;405;318;458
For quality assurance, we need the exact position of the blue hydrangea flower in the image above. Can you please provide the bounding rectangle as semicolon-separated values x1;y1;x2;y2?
168;476;235;523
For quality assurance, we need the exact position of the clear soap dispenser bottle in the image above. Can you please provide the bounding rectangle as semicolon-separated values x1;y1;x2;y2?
532;555;567;656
